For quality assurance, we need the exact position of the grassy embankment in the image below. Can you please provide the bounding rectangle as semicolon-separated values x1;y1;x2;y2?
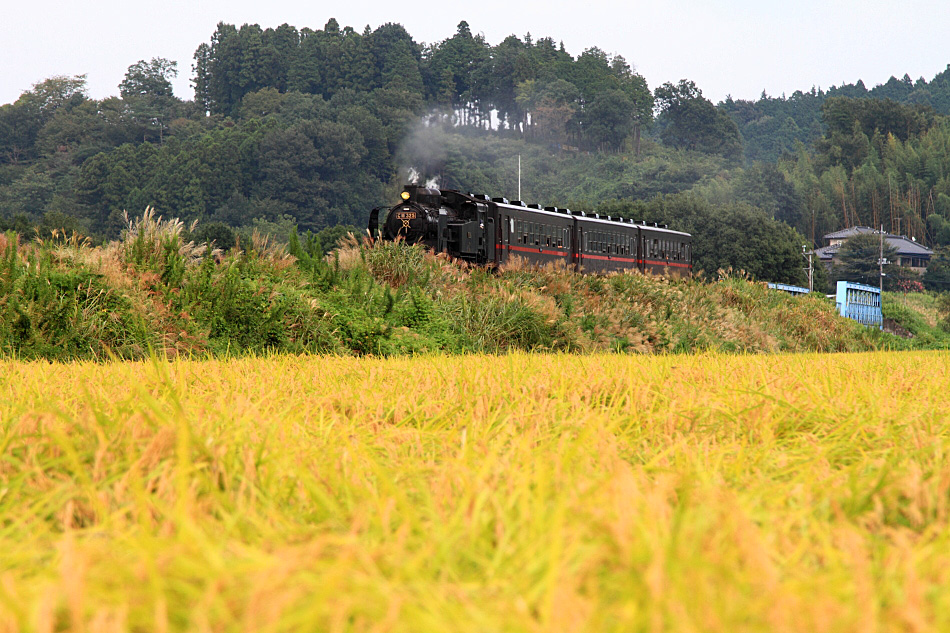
2;351;950;630
0;211;915;360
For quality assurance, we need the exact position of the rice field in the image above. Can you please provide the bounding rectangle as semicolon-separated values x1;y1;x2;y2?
1;351;949;632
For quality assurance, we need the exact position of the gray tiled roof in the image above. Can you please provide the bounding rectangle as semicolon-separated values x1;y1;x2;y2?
814;244;838;260
821;226;933;257
824;226;876;240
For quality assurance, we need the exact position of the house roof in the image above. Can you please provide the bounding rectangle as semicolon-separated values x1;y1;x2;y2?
886;235;933;256
814;244;838;260
821;226;933;257
824;226;877;240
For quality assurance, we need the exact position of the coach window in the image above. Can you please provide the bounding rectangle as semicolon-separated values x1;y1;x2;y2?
509;218;515;239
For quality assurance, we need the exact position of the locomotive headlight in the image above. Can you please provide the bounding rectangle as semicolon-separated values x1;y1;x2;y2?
401;191;410;200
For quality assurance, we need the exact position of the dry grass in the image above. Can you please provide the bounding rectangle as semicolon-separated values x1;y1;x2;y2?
1;351;950;631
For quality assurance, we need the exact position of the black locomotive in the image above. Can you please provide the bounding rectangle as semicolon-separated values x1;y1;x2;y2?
368;185;692;275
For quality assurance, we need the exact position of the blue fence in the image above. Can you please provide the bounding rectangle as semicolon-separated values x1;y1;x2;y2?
767;282;810;296
835;281;882;328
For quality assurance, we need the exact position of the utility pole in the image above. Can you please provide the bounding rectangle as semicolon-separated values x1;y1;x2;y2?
802;244;814;292
878;224;885;293
518;154;521;201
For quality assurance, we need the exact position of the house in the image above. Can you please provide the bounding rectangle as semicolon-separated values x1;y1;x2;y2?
814;226;933;274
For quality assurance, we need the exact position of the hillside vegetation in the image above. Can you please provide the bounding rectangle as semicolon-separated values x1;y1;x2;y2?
5;19;950;295
2;351;950;630
0;209;922;361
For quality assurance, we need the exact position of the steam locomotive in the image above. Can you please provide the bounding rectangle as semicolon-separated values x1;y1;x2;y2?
368;185;692;275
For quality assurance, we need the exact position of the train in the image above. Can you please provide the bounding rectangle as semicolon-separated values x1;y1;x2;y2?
368;185;692;275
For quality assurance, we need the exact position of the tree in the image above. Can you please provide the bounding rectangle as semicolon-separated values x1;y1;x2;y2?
0;75;87;165
516;78;579;142
923;246;950;291
597;193;809;284
734;163;804;227
423;21;492;126
832;232;897;287
368;23;423;93
654;80;742;160
119;58;178;99
583;89;636;151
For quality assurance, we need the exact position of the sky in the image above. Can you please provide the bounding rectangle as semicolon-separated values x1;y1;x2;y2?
3;0;949;106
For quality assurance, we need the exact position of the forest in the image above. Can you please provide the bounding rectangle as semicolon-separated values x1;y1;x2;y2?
3;18;950;289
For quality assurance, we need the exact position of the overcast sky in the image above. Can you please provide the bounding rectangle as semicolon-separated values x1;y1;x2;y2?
3;0;949;106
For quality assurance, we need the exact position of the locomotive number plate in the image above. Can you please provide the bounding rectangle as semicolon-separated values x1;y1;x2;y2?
395;211;416;220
